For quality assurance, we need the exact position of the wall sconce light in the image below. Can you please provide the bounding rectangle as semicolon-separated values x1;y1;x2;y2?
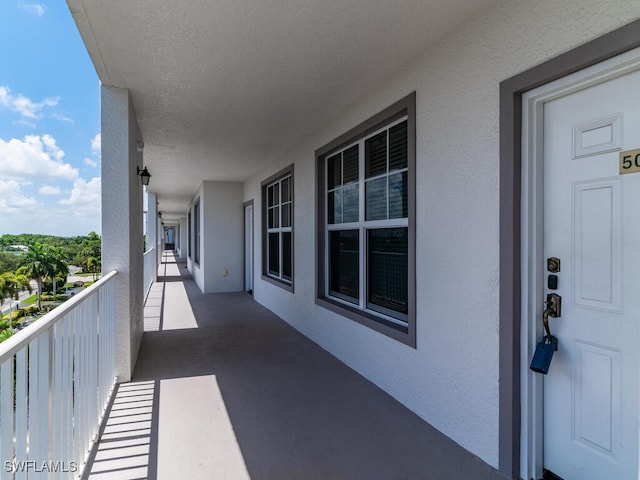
137;140;144;152
137;166;151;186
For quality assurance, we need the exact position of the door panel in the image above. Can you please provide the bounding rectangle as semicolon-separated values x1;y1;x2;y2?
572;340;621;456
543;68;640;479
573;180;622;311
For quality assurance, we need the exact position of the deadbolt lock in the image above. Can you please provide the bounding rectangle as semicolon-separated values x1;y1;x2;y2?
547;257;561;273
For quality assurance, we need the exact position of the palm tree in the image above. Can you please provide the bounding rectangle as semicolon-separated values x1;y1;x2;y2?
0;274;6;310
86;256;101;281
0;272;32;327
19;243;50;311
46;246;69;297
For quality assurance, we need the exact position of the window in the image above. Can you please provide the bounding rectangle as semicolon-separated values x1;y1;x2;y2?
187;209;192;259
316;93;415;346
262;165;294;291
193;200;200;265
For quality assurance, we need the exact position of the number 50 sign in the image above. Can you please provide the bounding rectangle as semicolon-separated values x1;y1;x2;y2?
620;148;640;174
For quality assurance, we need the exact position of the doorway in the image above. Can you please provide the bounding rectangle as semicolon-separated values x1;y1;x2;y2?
164;226;175;251
520;47;640;479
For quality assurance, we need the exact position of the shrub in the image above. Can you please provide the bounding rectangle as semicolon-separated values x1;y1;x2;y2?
0;329;14;342
40;293;66;302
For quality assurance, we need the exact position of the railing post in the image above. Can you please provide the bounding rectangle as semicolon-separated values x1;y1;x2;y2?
88;293;98;446
1;355;15;479
14;349;27;480
47;328;54;480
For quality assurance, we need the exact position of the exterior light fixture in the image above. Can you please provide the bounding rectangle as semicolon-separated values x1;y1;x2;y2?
137;166;151;186
136;140;144;152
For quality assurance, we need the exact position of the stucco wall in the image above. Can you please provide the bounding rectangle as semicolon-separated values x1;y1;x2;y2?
243;0;640;467
146;191;158;282
101;86;145;382
178;216;187;259
202;181;244;293
189;182;244;293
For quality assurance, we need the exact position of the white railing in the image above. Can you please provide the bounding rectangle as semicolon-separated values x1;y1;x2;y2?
0;271;117;479
143;248;155;299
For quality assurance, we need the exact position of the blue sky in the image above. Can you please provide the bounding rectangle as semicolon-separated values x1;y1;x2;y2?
0;1;101;237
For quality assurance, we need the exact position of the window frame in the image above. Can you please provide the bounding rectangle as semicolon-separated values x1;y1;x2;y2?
193;199;200;266
187;209;192;260
315;93;416;347
261;165;294;292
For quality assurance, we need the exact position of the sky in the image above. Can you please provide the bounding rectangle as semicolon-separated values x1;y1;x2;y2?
0;1;101;237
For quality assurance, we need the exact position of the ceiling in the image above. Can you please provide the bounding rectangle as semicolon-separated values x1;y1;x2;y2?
67;0;494;220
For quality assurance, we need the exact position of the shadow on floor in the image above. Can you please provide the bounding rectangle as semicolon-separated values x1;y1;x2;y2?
88;252;504;480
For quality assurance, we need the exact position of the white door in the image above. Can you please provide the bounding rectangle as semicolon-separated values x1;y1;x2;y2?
244;203;254;292
542;66;640;479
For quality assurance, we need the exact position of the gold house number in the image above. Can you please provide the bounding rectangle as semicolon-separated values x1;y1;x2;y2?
620;148;640;175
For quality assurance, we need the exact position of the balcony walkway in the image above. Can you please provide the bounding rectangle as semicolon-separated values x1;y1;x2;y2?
85;252;503;480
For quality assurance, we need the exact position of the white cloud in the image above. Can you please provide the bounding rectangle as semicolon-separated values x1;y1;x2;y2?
18;2;44;16
0;177;101;236
51;113;74;124
13;119;36;128
40;134;64;160
86;134;101;169
0;180;39;214
38;185;61;196
0;86;58;119
59;177;101;217
91;133;101;153
0;134;78;181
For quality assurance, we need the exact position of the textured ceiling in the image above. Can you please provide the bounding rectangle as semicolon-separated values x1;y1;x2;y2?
68;0;494;218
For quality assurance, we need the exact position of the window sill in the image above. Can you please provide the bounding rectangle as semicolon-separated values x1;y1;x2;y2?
315;296;415;348
261;274;294;293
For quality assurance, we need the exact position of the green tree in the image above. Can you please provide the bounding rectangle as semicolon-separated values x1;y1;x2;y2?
0;274;5;307
75;239;101;272
45;246;69;297
0;272;32;327
0;252;20;274
85;256;101;281
0;233;101;272
19;243;50;311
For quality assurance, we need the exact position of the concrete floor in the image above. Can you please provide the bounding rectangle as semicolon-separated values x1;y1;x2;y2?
85;253;504;480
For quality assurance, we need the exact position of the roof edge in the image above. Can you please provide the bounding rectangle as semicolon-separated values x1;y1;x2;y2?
66;0;111;85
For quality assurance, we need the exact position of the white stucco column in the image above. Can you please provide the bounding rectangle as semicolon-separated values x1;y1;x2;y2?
194;181;244;293
147;192;158;282
101;86;144;382
157;214;163;265
179;216;188;259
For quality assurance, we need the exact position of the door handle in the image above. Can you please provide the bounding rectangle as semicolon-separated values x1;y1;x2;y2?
546;293;561;318
530;294;562;374
542;293;561;346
